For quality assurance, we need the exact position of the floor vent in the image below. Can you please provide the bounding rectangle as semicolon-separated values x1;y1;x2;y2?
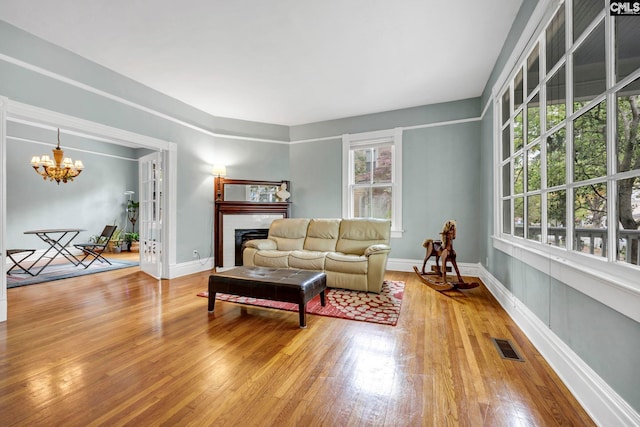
491;338;524;362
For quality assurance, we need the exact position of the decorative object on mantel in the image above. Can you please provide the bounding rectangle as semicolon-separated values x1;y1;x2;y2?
212;164;227;201
275;182;290;201
30;128;84;184
413;220;480;292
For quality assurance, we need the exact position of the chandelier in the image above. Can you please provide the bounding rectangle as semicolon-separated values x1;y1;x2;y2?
30;129;84;184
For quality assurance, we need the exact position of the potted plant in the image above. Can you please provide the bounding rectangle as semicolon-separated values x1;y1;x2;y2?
124;232;139;252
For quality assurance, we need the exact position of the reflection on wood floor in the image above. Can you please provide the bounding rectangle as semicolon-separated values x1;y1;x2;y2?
0;266;594;426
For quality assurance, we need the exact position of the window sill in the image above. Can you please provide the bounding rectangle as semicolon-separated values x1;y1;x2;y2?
492;235;640;323
390;229;403;239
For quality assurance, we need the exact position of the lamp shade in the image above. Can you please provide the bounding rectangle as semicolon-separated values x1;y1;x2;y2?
212;164;227;177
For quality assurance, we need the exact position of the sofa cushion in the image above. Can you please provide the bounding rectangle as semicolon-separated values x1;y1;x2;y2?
303;219;340;252
268;218;310;251
325;252;368;274
254;250;291;268
289;250;327;270
335;219;391;255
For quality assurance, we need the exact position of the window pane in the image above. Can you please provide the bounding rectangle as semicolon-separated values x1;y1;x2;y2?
502;125;511;160
527;143;541;191
353;146;393;185
353;149;370;184
514;196;524;237
503;200;512;234
502;163;511;196
617;77;640;174
527;44;540;95
371;187;392;219
514;154;524;194
514;111;523;151
574;101;607;182
574;182;607;257
546;5;566;73
502;89;510;124
548;190;566;247
514;69;524;109
573;22;605;110
616;16;640;82
527;194;541;241
617;177;640;265
527;93;540;142
372;146;392;184
547;128;566;188
352;187;370;217
546;65;566;129
573;0;602;42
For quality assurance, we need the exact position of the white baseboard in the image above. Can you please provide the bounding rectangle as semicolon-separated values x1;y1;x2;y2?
386;257;480;276
167;257;214;279
478;265;640;427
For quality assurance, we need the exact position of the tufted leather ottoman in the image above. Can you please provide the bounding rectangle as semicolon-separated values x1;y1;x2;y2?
208;266;326;328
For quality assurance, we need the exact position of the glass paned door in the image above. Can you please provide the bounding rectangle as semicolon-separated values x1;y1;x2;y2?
139;151;163;278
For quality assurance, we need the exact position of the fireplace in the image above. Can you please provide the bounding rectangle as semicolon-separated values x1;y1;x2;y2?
214;178;290;268
234;228;269;266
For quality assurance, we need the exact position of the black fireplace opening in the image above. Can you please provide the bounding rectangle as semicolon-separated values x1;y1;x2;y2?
235;228;269;266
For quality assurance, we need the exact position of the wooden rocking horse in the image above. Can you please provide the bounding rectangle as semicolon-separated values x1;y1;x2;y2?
413;220;479;292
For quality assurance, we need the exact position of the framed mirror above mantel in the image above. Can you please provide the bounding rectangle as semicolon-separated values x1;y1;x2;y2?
214;178;291;268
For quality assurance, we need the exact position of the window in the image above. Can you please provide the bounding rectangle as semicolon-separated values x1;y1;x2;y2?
343;128;402;238
497;1;640;269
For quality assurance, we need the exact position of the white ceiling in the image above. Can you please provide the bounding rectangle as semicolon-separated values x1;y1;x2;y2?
0;0;522;126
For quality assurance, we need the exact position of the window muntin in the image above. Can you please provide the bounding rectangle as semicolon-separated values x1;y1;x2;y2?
497;0;640;270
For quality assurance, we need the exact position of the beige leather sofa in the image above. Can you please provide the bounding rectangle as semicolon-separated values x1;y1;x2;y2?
242;218;391;293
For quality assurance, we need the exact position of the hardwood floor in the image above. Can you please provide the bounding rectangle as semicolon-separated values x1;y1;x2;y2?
0;263;594;426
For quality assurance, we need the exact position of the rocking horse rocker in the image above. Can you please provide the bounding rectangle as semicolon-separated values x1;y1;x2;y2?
413;220;479;292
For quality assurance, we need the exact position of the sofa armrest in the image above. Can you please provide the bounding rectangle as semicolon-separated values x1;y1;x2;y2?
244;238;277;250
364;244;391;256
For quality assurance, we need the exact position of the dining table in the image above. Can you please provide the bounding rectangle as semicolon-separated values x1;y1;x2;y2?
23;228;86;276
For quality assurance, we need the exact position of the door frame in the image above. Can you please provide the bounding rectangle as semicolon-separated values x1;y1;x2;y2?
0;98;177;321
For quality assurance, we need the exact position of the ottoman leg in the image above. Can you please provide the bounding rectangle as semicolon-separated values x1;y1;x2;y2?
208;292;216;312
298;304;306;328
320;290;326;306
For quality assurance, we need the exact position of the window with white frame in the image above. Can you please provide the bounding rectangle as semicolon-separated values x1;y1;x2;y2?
343;128;403;238
497;1;640;268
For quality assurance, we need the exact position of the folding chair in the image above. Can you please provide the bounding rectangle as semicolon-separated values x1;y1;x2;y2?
6;249;36;275
74;225;117;269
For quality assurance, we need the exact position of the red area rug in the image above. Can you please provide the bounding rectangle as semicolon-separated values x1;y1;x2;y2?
198;280;404;326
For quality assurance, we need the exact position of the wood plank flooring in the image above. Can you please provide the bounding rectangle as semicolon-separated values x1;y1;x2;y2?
0;260;594;426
